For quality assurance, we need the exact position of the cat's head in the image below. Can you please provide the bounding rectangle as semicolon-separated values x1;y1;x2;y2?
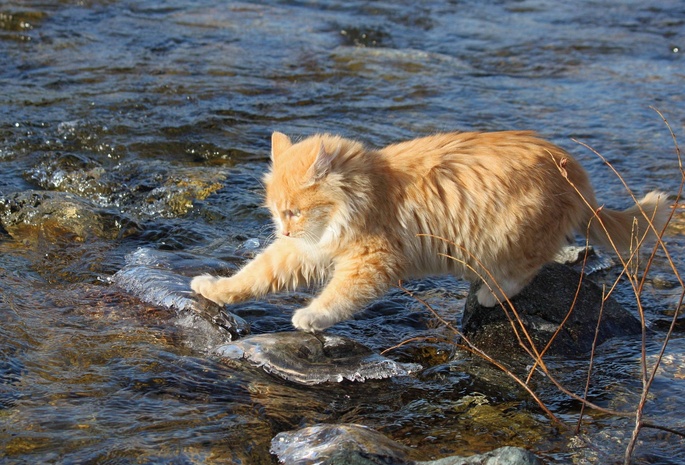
263;132;362;245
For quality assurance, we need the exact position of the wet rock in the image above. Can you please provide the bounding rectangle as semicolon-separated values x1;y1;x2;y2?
271;424;413;465
270;423;542;465
648;272;679;290
553;245;614;274
26;152;225;219
463;263;642;359
112;247;249;350
26;152;111;201
339;26;392;47
423;446;542;465
0;190;138;245
123;162;225;218
330;46;471;79
118;246;239;277
216;332;422;385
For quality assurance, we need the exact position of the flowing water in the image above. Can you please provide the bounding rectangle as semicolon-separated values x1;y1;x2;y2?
1;1;684;463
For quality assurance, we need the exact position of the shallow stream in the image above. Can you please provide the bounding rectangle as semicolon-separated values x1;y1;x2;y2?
1;1;684;463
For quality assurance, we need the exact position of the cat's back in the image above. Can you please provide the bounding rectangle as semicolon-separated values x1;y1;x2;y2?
372;130;592;278
379;130;588;201
380;131;566;172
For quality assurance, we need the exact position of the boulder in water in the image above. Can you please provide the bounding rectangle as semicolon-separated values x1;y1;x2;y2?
112;247;250;349
462;262;642;359
271;423;413;465
423;446;542;465
0;190;138;245
217;332;422;385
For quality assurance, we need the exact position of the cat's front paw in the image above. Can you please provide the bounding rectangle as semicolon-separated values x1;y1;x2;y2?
292;306;339;333
190;274;233;306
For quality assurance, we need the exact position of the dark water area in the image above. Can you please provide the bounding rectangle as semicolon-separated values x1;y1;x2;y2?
1;0;684;463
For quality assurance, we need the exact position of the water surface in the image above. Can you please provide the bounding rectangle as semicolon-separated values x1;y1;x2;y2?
1;1;684;463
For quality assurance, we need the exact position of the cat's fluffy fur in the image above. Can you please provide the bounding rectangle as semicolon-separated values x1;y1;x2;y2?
191;131;669;332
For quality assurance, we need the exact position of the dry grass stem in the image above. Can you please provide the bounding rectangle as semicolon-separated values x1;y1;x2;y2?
576;284;607;434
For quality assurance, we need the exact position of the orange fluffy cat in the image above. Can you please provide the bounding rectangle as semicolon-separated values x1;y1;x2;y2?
191;131;668;332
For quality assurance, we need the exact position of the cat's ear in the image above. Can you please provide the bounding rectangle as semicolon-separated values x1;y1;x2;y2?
271;131;292;163
307;141;333;183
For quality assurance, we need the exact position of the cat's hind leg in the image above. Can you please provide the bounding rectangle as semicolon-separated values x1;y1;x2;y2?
475;272;535;307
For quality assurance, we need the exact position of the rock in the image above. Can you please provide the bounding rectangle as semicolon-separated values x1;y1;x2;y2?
112;247;250;350
117;246;239;277
462;263;642;359
0;190;138;245
553;245;614;273
26;153;225;220
271;424;413;465
26;152;112;200
330;45;471;79
270;423;542;465
422;446;542;465
649;272;678;290
216;332;422;385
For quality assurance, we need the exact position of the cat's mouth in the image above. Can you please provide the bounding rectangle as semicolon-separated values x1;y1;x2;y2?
282;230;309;241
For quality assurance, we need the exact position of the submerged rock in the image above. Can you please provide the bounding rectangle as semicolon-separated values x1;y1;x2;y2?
216;332;422;385
26;153;225;220
271;423;541;465
423;446;542;465
463;262;642;359
331;45;471;79
0;190;138;245
112;247;249;350
271;424;413;465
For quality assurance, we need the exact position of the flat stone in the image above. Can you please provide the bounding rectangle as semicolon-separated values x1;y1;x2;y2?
26;153;225;220
112;247;250;349
217;332;422;385
271;424;413;465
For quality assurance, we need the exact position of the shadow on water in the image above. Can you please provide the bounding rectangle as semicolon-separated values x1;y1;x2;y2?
0;0;684;463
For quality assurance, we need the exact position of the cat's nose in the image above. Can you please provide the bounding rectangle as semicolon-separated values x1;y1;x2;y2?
282;230;290;237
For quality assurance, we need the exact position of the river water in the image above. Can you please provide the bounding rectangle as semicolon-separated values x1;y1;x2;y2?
1;1;684;464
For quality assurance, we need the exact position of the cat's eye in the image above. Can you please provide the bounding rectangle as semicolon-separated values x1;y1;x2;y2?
283;209;301;219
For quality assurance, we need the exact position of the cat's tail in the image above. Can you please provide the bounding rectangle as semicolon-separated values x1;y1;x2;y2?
588;191;670;254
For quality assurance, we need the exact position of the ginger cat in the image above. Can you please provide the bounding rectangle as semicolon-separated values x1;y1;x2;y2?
191;131;669;332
